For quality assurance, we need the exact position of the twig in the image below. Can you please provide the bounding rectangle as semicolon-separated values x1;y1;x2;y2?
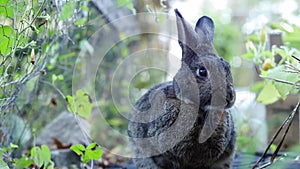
285;60;300;73
291;55;300;62
39;80;67;105
252;101;300;169
261;76;300;88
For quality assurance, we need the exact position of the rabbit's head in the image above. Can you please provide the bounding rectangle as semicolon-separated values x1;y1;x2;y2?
173;9;235;110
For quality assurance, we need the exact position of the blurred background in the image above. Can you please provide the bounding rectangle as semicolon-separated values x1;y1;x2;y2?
0;0;300;168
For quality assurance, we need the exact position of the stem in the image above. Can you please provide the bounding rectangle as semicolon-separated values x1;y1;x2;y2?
261;76;300;88
252;101;300;168
39;80;67;106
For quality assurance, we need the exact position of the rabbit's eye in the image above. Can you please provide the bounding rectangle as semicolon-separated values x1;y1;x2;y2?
196;66;207;77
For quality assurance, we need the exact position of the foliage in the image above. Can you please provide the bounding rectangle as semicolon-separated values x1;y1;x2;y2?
236;16;300;155
213;18;243;61
67;89;93;118
70;143;102;163
29;145;54;168
242;22;300;105
117;0;135;13
0;0;97;167
1;144;54;169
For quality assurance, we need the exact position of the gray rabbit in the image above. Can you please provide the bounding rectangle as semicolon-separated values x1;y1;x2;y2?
128;9;236;169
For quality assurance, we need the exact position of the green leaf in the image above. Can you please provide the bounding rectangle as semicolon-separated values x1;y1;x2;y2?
117;0;135;12
40;145;51;163
57;74;64;81
250;81;264;92
75;90;93;118
70;144;85;156
117;0;130;7
274;48;286;58
10;143;18;148
108;118;124;126
52;74;57;83
58;52;76;61
14;157;33;169
30;146;41;166
71;143;103;163
82;147;102;163
52;74;64;83
75;18;87;26
262;50;273;58
262;65;298;99
60;0;75;21
86;143;97;150
67;90;93;117
80;5;89;11
257;81;281;105
66;95;75;113
242;52;254;59
30;145;53;168
0;25;15;56
0;0;14;18
83;148;102;163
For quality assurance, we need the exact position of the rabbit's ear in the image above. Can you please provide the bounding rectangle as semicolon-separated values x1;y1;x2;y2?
195;16;214;44
175;9;198;50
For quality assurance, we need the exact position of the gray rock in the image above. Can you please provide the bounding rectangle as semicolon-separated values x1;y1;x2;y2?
51;149;81;168
36;111;90;146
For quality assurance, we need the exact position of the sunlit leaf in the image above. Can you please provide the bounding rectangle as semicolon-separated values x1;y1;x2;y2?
250;81;264;92
86;143;97;150
257;81;281;105
75;90;93;118
10;143;18;148
0;0;14;18
242;52;254;59
60;0;75;21
14;157;32;169
262;65;299;99
70;144;85;156
117;0;135;12
57;74;64;81
260;27;267;43
0;25;15;56
66;95;75;113
40;145;51;163
82;143;102;163
52;74;57;83
30;145;53;168
75;18;87;26
30;146;41;166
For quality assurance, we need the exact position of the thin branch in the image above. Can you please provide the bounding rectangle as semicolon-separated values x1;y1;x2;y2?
39;80;67;105
285;62;300;74
292;55;300;62
261;76;300;88
252;101;300;169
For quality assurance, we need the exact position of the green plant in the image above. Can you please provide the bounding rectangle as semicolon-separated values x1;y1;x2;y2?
241;19;300;168
243;23;300;105
13;145;54;169
70;143;102;163
0;143;54;169
66;89;93;118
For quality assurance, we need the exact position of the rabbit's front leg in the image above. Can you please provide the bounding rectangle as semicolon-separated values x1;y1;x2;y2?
211;129;236;169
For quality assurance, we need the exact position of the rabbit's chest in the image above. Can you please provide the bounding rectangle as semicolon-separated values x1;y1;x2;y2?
166;111;233;166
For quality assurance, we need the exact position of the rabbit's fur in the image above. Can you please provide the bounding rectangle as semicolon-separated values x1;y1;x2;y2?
128;9;236;169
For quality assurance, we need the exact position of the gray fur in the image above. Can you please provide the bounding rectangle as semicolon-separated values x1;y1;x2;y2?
128;9;236;169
